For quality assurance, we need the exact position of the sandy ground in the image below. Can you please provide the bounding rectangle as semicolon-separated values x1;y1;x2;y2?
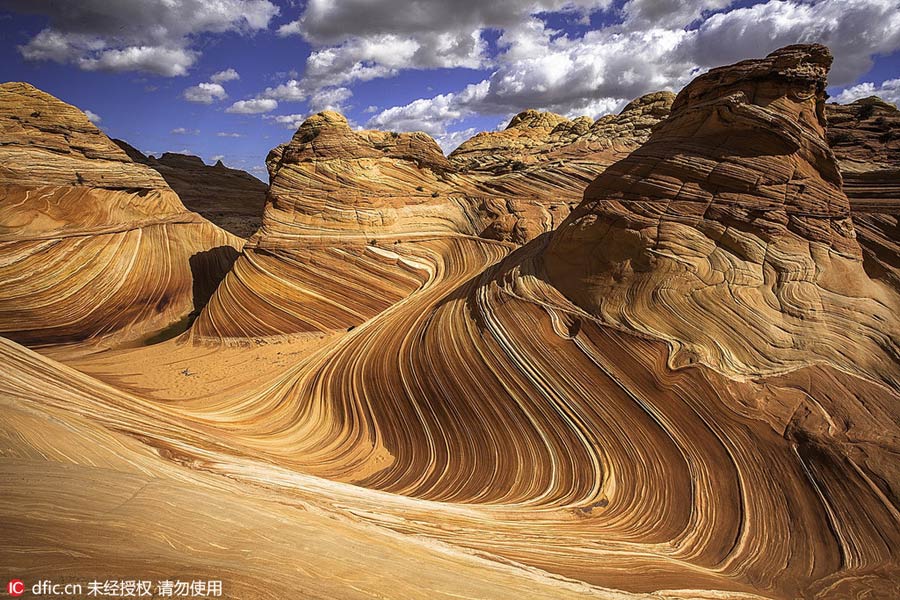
44;331;343;402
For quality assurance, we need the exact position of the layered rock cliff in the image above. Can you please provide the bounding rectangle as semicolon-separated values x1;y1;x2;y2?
827;96;900;210
452;92;675;242
544;44;900;385
113;142;268;238
823;98;900;295
0;82;241;347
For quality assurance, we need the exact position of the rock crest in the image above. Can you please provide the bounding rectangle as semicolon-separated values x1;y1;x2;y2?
0;82;240;346
543;44;900;383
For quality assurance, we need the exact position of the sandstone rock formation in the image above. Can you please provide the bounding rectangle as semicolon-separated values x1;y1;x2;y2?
450;91;675;174
0;82;241;347
825;97;900;303
827;96;900;211
113;141;268;238
827;97;900;165
451;92;675;242
257;110;470;240
194;100;677;339
192;111;481;338
2;45;899;600
543;44;900;384
187;44;900;597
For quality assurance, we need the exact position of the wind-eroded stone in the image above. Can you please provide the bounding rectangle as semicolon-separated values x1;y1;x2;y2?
113;141;268;238
1;47;899;600
544;44;900;385
0;82;241;347
193;111;473;338
194;98;677;338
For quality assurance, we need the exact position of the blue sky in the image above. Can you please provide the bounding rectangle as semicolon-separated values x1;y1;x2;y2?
1;0;898;178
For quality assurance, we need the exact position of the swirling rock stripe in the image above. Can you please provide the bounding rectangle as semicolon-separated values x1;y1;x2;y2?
193;243;433;338
0;81;244;348
0;217;238;346
2;51;900;600
543;45;900;388
3;229;898;596
1;338;667;600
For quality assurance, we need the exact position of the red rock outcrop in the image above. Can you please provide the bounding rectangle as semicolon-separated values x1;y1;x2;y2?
0;82;241;348
823;97;900;298
2;46;899;600
451;92;675;242
543;44;900;385
113;142;268;238
826;96;900;212
194;100;678;339
192;111;483;338
451;92;674;174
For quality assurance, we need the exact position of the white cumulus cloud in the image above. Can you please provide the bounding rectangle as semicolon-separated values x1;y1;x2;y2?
833;78;900;106
309;87;353;112
183;82;228;104
264;113;309;129
210;68;240;83
434;127;478;154
6;0;278;76
82;109;102;123
226;98;278;114
261;79;309;101
364;0;900;137
275;0;615;92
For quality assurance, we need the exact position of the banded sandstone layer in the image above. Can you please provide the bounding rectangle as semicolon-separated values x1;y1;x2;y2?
2;45;900;600
0;82;242;348
827;95;900;210
450;92;676;242
544;44;900;384
193;98;674;338
826;97;900;292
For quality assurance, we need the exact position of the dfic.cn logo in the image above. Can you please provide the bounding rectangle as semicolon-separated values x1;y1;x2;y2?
7;580;24;597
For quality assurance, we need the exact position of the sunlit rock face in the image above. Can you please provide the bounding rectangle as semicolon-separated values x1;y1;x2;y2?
191;101;678;339
447;93;675;243
1;46;900;600
450;93;674;175
256;111;474;241
0;82;241;347
544;44;900;385
192;111;480;338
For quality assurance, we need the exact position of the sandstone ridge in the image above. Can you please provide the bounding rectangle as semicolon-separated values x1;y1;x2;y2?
542;44;900;384
113;140;268;238
0;82;241;347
